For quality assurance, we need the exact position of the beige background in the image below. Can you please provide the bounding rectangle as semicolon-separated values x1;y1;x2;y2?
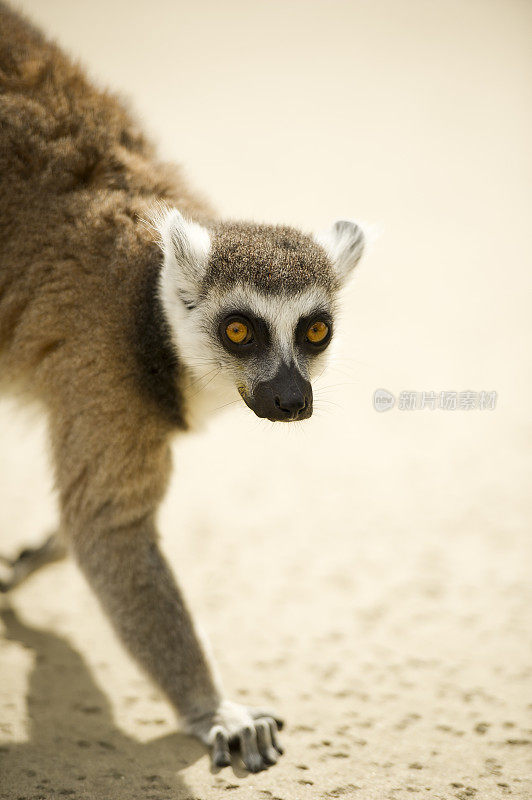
1;1;531;798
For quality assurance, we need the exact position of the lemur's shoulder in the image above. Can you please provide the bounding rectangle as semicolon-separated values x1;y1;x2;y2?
0;2;205;428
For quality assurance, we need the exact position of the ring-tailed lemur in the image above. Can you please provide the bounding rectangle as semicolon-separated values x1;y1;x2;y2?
0;2;364;773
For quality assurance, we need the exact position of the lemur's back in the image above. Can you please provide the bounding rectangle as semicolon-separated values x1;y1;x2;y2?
0;1;154;198
0;1;210;387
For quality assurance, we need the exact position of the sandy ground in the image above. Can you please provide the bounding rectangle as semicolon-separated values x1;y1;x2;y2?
1;1;532;798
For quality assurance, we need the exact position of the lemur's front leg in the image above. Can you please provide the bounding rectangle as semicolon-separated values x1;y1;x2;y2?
70;516;283;771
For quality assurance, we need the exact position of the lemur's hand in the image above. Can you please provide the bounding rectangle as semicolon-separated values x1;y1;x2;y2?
187;700;284;772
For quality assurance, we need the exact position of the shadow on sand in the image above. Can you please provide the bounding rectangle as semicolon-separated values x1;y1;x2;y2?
0;604;205;799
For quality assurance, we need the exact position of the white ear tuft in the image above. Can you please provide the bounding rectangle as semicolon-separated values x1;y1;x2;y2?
155;206;211;309
314;219;365;286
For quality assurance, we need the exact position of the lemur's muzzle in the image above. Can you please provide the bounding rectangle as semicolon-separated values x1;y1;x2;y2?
246;362;313;422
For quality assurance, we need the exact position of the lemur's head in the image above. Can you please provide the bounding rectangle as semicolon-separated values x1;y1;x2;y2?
157;209;364;422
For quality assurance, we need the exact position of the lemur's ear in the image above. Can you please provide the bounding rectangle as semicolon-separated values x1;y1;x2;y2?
314;220;365;286
156;207;211;309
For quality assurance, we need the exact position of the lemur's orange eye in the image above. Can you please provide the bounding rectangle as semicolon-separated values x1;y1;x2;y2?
226;321;249;344
306;321;329;344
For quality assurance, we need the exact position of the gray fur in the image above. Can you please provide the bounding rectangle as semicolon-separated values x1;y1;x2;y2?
205;221;335;295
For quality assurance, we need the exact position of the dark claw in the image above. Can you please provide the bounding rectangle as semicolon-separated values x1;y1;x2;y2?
245;754;263;773
256;719;278;764
211;728;231;768
269;720;284;754
213;752;231;768
263;747;278;765
240;725;264;773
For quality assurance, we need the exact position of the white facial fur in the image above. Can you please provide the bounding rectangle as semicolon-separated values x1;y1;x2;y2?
155;208;364;427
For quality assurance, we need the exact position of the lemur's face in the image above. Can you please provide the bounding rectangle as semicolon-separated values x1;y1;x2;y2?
157;211;364;422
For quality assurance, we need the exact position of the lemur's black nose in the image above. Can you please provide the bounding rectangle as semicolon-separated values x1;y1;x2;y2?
275;395;308;421
245;362;313;422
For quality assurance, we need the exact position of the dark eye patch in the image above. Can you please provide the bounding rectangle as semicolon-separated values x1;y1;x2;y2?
295;310;333;353
217;309;270;356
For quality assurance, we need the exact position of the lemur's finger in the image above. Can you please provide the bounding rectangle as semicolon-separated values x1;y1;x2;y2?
211;726;231;768
239;724;263;773
251;708;284;730
0;534;66;593
268;719;284;754
255;719;278;764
